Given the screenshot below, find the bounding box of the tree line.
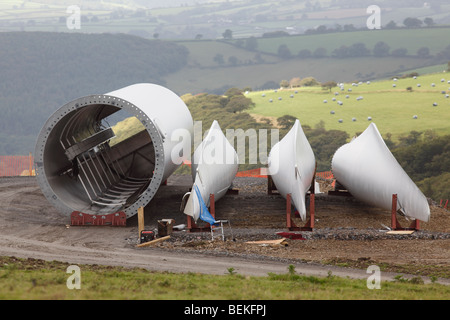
[277,42,450,60]
[222,17,441,41]
[304,17,438,36]
[222,29,450,64]
[391,132,450,201]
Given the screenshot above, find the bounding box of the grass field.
[245,71,450,141]
[1,256,448,300]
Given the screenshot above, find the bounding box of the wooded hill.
[0,32,189,154]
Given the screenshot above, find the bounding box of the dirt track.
[0,176,449,284]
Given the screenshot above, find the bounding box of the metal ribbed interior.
[35,95,164,218]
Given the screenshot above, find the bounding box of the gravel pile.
[141,226,450,246]
[301,228,450,240]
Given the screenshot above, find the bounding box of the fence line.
[0,156,336,181]
[236,167,268,178]
[0,154,35,177]
[315,171,334,180]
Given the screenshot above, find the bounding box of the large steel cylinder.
[34,83,193,218]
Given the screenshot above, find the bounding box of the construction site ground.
[0,175,449,285]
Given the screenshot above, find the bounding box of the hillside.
[245,72,450,141]
[0,31,189,154]
[164,26,450,94]
[0,28,449,156]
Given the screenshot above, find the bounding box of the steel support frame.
[267,173,315,231]
[186,194,216,233]
[186,187,238,233]
[286,192,315,231]
[391,194,420,231]
[70,211,127,226]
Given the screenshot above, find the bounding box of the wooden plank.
[246,238,288,246]
[386,230,415,235]
[138,206,145,238]
[136,235,171,248]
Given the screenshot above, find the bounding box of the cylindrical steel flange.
[34,83,193,218]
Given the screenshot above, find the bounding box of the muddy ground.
[0,175,448,283]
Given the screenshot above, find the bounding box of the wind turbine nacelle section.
[34,83,193,219]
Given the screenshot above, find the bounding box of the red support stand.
[70,211,127,226]
[186,194,215,233]
[391,194,420,231]
[439,199,448,209]
[286,193,314,231]
[269,165,316,231]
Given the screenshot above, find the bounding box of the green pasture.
[246,72,450,141]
